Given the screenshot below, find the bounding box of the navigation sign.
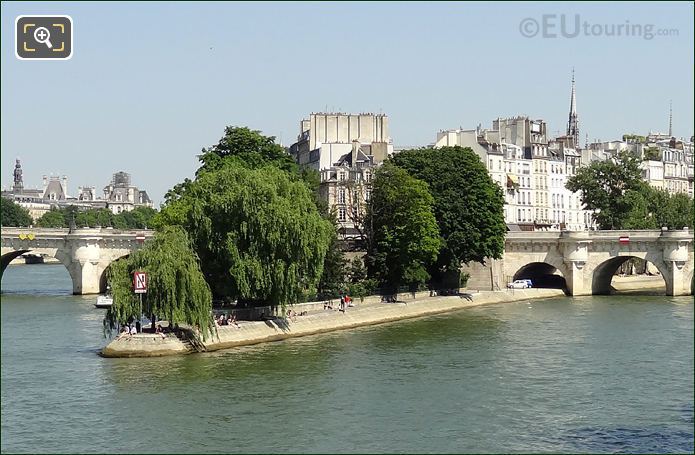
[133,271,147,294]
[619,236,630,244]
[135,232,146,243]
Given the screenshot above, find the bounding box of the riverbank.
[611,274,666,292]
[100,288,565,358]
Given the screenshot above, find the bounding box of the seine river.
[1,265,693,453]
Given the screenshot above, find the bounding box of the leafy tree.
[113,206,157,229]
[36,208,66,228]
[661,192,694,230]
[197,126,297,176]
[76,208,113,228]
[104,226,213,340]
[1,197,33,227]
[316,213,348,300]
[156,161,333,310]
[566,151,645,229]
[348,256,367,283]
[621,187,657,229]
[35,205,157,229]
[365,163,441,296]
[389,146,506,281]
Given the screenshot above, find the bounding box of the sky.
[1,1,693,205]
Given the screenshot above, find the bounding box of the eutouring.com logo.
[519,14,679,40]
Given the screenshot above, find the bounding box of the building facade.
[435,116,593,231]
[289,113,393,240]
[2,160,153,221]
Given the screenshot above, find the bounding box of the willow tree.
[155,161,333,310]
[103,226,213,339]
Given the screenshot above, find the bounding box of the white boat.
[95,294,113,309]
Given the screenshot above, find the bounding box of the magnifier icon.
[33,27,53,49]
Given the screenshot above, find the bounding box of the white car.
[507,279,532,289]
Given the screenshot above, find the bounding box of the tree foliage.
[621,184,694,230]
[365,163,441,294]
[197,126,297,176]
[389,146,506,275]
[566,151,645,229]
[1,197,33,227]
[35,205,157,229]
[567,152,693,230]
[104,226,213,339]
[316,213,348,300]
[156,160,333,309]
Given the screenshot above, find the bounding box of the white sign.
[133,271,147,294]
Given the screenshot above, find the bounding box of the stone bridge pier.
[1,228,154,294]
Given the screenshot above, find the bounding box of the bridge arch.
[98,254,130,293]
[590,255,669,295]
[513,261,568,290]
[1,248,82,293]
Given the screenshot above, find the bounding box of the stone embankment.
[100,288,565,358]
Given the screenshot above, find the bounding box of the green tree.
[348,256,367,283]
[113,206,157,229]
[104,226,214,339]
[36,208,66,228]
[316,214,348,300]
[1,197,33,227]
[197,126,297,176]
[156,161,333,310]
[365,163,441,296]
[621,187,657,229]
[662,193,694,230]
[566,151,645,229]
[389,146,506,282]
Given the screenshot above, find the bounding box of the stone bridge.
[463,229,694,296]
[1,228,154,294]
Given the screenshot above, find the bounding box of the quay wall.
[101,288,565,358]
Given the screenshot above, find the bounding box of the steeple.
[566,68,579,148]
[668,100,673,137]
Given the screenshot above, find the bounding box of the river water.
[1,264,693,453]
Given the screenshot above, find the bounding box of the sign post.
[133,271,147,329]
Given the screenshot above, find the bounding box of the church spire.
[566,68,579,148]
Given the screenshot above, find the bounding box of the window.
[365,189,371,201]
[338,207,346,222]
[339,172,345,181]
[365,172,372,183]
[338,188,346,204]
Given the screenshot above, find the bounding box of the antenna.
[668,100,673,137]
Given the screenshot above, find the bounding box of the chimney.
[351,140,360,168]
[62,175,68,197]
[42,175,48,189]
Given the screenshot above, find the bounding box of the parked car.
[507,279,533,289]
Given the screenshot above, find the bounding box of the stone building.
[435,115,593,232]
[2,160,153,220]
[102,171,153,214]
[289,113,393,240]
